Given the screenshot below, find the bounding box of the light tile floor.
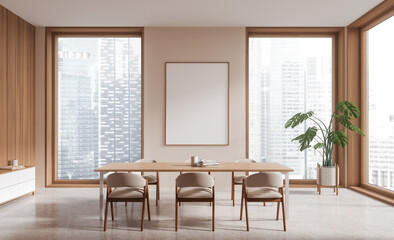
[0,187,393,240]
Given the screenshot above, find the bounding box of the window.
[57,37,142,180]
[249,37,333,179]
[380,171,388,188]
[366,16,394,191]
[371,170,379,185]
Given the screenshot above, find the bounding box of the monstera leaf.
[348,124,365,136]
[285,111,314,129]
[333,114,365,136]
[292,126,317,151]
[314,142,324,149]
[336,101,361,118]
[328,131,348,148]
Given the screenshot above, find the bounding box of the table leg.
[99,172,104,220]
[285,172,289,219]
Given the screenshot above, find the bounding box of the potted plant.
[285,101,365,195]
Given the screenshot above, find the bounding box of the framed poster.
[165,62,229,145]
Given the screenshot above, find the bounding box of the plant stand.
[317,163,339,195]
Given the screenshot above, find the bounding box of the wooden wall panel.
[22,21,31,167]
[7,12,17,164]
[15,16,23,167]
[0,5,35,167]
[30,24,35,167]
[0,6,7,166]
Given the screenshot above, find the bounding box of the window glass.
[249,37,332,179]
[367,16,394,190]
[57,37,142,179]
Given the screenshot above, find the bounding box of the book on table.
[200,160,219,167]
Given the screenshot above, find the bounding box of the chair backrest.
[235,158,256,163]
[245,172,283,188]
[176,172,214,188]
[135,159,157,163]
[107,173,146,188]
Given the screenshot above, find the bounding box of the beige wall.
[144,28,246,188]
[35,27,246,188]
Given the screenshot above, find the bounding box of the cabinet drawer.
[17,167,35,182]
[0,184,19,204]
[0,171,18,189]
[18,180,35,196]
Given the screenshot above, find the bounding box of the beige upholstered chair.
[231,159,257,206]
[175,173,215,231]
[179,160,211,206]
[135,159,160,206]
[104,173,151,231]
[240,172,286,231]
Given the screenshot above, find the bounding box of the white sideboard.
[0,167,35,205]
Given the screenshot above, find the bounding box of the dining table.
[94,161,294,220]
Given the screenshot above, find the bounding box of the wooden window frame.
[360,9,394,198]
[246,27,345,185]
[45,27,144,187]
[345,0,394,204]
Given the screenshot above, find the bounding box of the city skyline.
[57,37,142,180]
[249,37,332,179]
[367,16,394,190]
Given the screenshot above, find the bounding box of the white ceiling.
[0,0,383,27]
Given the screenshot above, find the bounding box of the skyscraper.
[57,37,141,180]
[249,38,332,179]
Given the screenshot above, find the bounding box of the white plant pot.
[317,165,337,187]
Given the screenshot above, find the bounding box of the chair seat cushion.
[143,175,157,184]
[233,175,247,184]
[108,187,144,199]
[246,187,282,199]
[178,187,213,198]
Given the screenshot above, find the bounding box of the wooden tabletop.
[94,162,293,173]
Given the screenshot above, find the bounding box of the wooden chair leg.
[110,202,114,220]
[231,172,235,206]
[245,198,249,231]
[240,189,244,220]
[104,201,109,231]
[125,202,127,207]
[276,202,280,220]
[156,184,159,206]
[175,199,178,231]
[141,199,145,231]
[336,186,339,196]
[264,202,266,206]
[212,200,215,231]
[147,192,151,221]
[231,182,235,206]
[157,172,160,200]
[282,198,286,231]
